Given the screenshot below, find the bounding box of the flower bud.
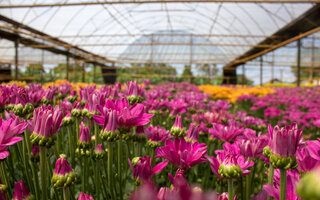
[5,104,14,112]
[93,144,104,160]
[31,145,40,162]
[13,104,23,116]
[170,115,186,137]
[296,166,320,200]
[263,146,271,159]
[80,101,87,107]
[81,109,90,117]
[78,192,94,200]
[218,164,242,179]
[147,140,162,148]
[100,130,119,142]
[269,153,297,170]
[67,95,77,103]
[131,157,140,167]
[71,109,81,118]
[51,155,77,188]
[13,180,33,200]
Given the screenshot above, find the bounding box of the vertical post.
[41,50,44,84]
[297,39,301,87]
[14,39,19,80]
[93,64,96,83]
[260,56,263,86]
[242,64,245,86]
[271,51,274,82]
[82,63,85,82]
[310,35,315,84]
[150,34,153,78]
[190,34,193,83]
[66,54,70,81]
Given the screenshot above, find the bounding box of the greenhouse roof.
[0,0,318,65]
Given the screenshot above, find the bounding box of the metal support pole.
[242,64,245,86]
[82,63,85,82]
[66,54,69,81]
[310,35,315,84]
[14,39,19,80]
[93,64,96,83]
[297,39,301,87]
[271,51,274,82]
[260,56,263,86]
[189,34,193,83]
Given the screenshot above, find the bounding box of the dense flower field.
[0,81,319,200]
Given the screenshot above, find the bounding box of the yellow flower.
[198,85,274,103]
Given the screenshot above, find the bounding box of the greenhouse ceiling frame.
[222,4,320,84]
[0,14,115,81]
[0,0,319,8]
[0,1,319,84]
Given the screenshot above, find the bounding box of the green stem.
[250,163,256,190]
[246,174,251,200]
[228,179,234,200]
[94,123,100,146]
[85,157,89,193]
[268,165,274,185]
[81,157,86,192]
[57,130,61,153]
[24,130,40,200]
[240,176,244,200]
[118,138,123,200]
[67,126,75,167]
[63,187,70,200]
[108,142,115,200]
[40,147,48,200]
[75,118,80,140]
[0,161,10,195]
[279,169,287,200]
[22,135,32,190]
[94,160,100,200]
[267,165,274,200]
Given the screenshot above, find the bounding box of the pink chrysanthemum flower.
[30,105,63,140]
[206,142,254,180]
[79,122,91,143]
[296,140,320,172]
[155,137,207,169]
[51,155,77,188]
[170,115,186,137]
[144,125,171,147]
[264,169,300,200]
[209,124,243,143]
[78,192,94,200]
[128,156,168,182]
[12,180,32,200]
[0,117,27,159]
[268,123,303,169]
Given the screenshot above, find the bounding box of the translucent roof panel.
[0,1,315,64]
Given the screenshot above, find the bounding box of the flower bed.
[0,81,319,200]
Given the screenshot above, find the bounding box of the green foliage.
[116,63,177,84]
[237,74,254,86]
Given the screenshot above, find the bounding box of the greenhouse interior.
[0,1,320,200]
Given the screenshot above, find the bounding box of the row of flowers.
[0,80,319,200]
[198,85,274,103]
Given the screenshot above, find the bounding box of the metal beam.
[0,0,318,8]
[222,4,320,84]
[14,39,18,80]
[260,56,263,86]
[223,4,320,70]
[297,39,301,86]
[0,15,114,64]
[66,54,70,81]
